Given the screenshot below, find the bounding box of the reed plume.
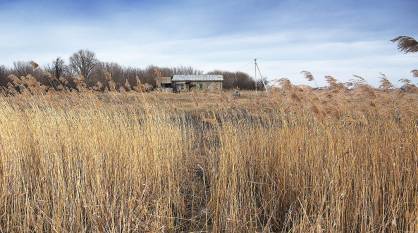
[301,70,314,81]
[391,36,418,53]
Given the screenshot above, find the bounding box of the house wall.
[189,81,222,91]
[172,81,222,92]
[156,77,172,88]
[173,82,188,92]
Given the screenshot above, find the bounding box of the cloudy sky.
[0,0,417,86]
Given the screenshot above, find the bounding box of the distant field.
[0,89,417,232]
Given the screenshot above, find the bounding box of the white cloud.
[0,1,416,87]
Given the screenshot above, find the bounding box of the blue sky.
[0,0,417,86]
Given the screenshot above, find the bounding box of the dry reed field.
[0,89,417,232]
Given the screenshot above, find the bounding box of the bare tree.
[51,57,66,79]
[207,70,256,90]
[69,50,98,80]
[43,57,70,90]
[171,66,203,75]
[103,62,124,85]
[0,65,8,86]
[89,62,124,89]
[12,61,33,77]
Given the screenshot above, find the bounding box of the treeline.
[208,70,266,90]
[0,49,258,95]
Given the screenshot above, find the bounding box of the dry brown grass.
[0,89,417,232]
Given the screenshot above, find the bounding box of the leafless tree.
[69,50,98,80]
[45,57,69,81]
[51,57,67,79]
[103,62,124,85]
[88,62,126,90]
[43,57,70,90]
[208,70,256,90]
[171,66,203,75]
[12,61,33,77]
[0,65,9,86]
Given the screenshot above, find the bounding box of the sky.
[0,0,417,86]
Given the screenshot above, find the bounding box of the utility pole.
[254,58,268,93]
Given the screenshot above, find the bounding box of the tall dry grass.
[0,90,416,232]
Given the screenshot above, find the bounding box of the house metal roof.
[158,77,172,84]
[172,75,223,82]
